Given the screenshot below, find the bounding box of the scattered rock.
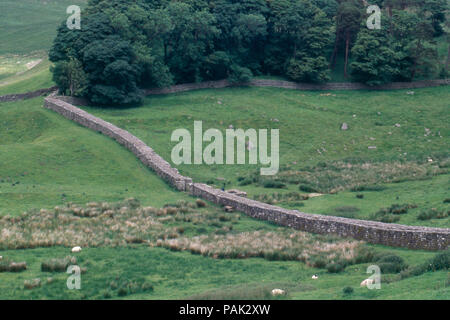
[406,91,415,95]
[308,193,323,198]
[226,189,248,198]
[368,146,377,150]
[394,123,401,128]
[224,206,234,213]
[24,278,41,290]
[341,123,349,131]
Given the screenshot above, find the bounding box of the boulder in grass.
[226,189,248,198]
[224,206,234,213]
[24,278,41,290]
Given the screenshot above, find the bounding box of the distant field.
[0,0,87,55]
[82,86,450,227]
[0,55,54,95]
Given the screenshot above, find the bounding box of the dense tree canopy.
[49,0,448,105]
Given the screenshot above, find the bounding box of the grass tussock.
[253,192,309,205]
[0,198,183,249]
[41,256,77,273]
[244,160,448,194]
[157,230,366,271]
[369,203,417,223]
[0,258,27,272]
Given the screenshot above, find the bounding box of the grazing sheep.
[271,289,286,296]
[24,278,41,290]
[360,279,374,287]
[312,274,319,280]
[71,246,82,253]
[0,256,2,261]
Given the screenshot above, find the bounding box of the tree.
[350,19,399,85]
[51,57,88,97]
[334,1,363,78]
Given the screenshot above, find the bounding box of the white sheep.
[271,289,286,296]
[71,246,82,253]
[360,279,374,287]
[312,274,319,280]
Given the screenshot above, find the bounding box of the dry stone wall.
[0,86,58,103]
[43,95,449,251]
[145,79,450,95]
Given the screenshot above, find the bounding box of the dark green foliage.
[262,180,286,189]
[49,0,446,106]
[417,208,448,221]
[342,286,354,294]
[108,277,154,297]
[41,256,77,273]
[351,8,441,84]
[375,254,408,274]
[299,184,319,193]
[401,249,450,279]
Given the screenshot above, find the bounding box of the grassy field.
[0,0,87,55]
[0,97,191,216]
[0,244,447,300]
[0,198,448,300]
[0,55,54,96]
[82,86,450,227]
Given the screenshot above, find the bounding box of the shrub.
[195,199,206,208]
[350,185,386,192]
[417,208,448,221]
[343,286,354,294]
[375,253,407,274]
[299,184,319,193]
[335,206,360,213]
[0,259,27,273]
[326,262,345,273]
[263,181,286,189]
[238,178,253,186]
[24,278,41,290]
[41,256,77,272]
[228,65,253,84]
[427,250,450,271]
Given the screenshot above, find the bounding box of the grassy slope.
[0,0,87,55]
[0,246,447,300]
[0,97,190,216]
[82,86,450,227]
[0,56,54,96]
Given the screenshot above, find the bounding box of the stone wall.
[145,79,450,95]
[43,96,449,251]
[0,86,58,103]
